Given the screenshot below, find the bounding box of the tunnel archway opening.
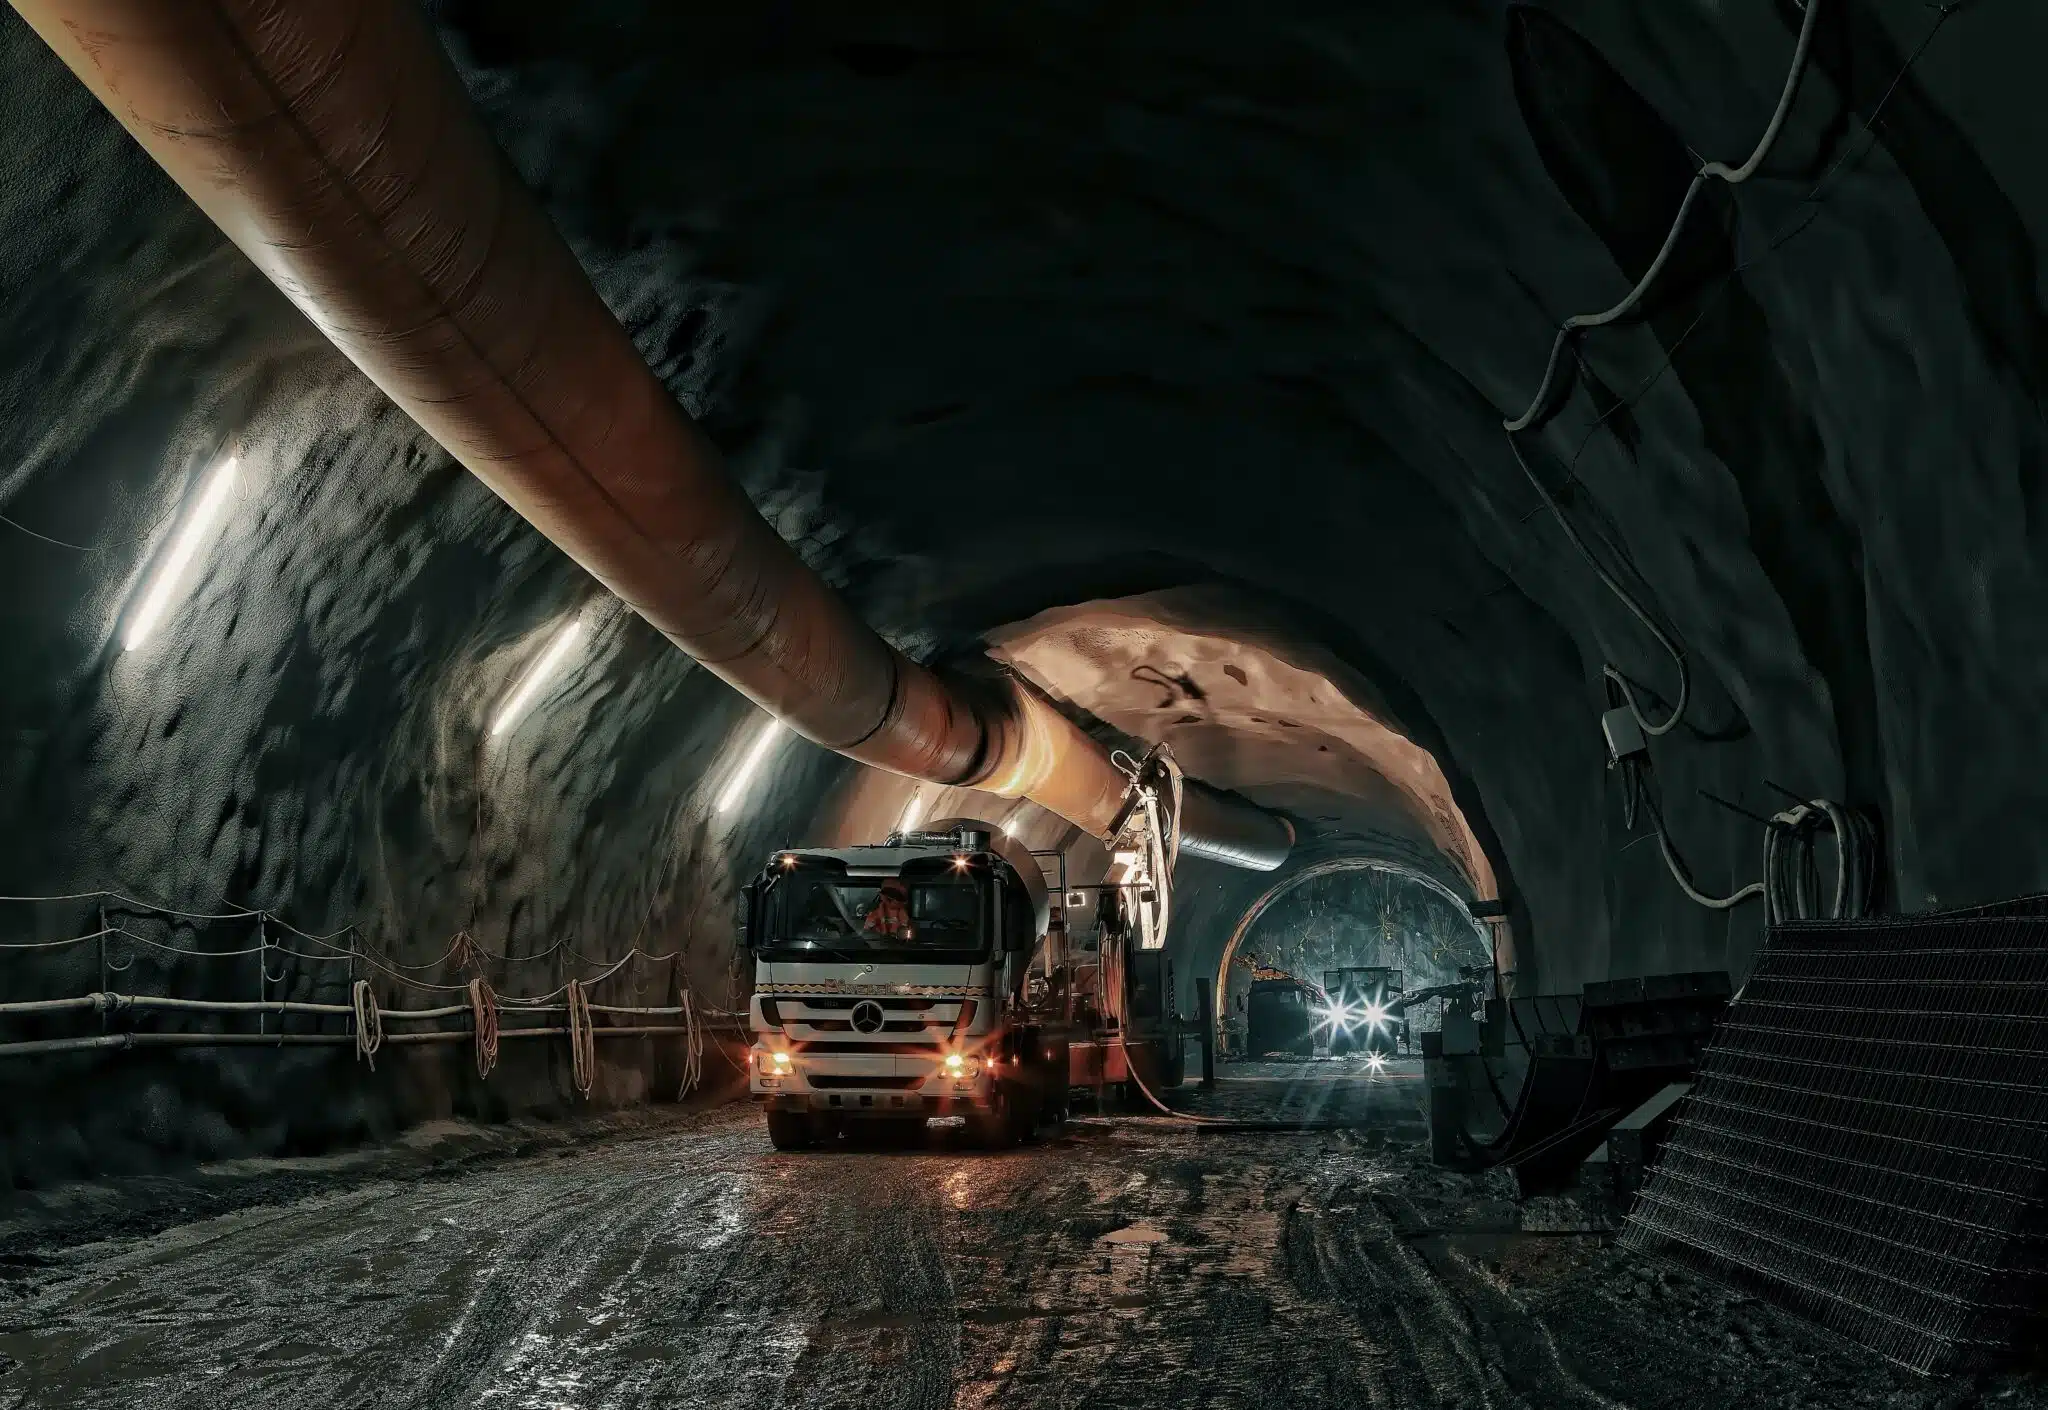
[1212,858,1492,1119]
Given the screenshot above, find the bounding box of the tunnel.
[3,0,2047,1404]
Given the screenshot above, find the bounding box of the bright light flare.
[1313,1002,1361,1037]
[124,456,239,652]
[489,618,585,737]
[716,719,785,814]
[1367,1052,1387,1074]
[1363,1002,1389,1029]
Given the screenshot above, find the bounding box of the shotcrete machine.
[741,753,1201,1149]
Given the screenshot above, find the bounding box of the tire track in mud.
[0,1119,792,1410]
[0,1076,1680,1410]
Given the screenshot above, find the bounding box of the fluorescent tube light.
[124,456,239,652]
[490,618,585,737]
[716,719,785,814]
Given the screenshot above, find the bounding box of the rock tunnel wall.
[5,0,2048,1181]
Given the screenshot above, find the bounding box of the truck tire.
[1159,1027,1186,1088]
[765,1109,816,1151]
[970,1083,1021,1150]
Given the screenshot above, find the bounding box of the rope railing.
[0,889,743,1098]
[0,888,688,987]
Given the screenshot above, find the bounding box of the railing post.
[255,916,267,1036]
[98,906,109,1031]
[1197,977,1216,1090]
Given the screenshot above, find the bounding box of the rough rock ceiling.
[987,594,1497,900]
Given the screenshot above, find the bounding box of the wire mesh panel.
[1621,907,2048,1374]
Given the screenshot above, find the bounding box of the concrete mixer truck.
[739,822,1076,1149]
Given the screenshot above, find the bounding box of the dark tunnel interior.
[5,0,2048,1405]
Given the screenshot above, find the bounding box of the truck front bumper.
[758,1091,986,1117]
[749,1049,992,1116]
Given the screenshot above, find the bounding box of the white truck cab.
[741,822,1068,1150]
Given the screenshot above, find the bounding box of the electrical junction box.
[1602,706,1648,764]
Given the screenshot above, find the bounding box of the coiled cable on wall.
[1632,766,1878,922]
[1765,797,1880,922]
[350,979,383,1068]
[566,979,595,1098]
[467,976,500,1079]
[1502,0,1822,435]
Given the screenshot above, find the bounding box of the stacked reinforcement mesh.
[1621,900,2048,1374]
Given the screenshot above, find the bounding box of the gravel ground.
[0,1058,2040,1408]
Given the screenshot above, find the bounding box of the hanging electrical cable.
[1503,0,1823,436]
[1632,771,1766,911]
[1498,0,1825,745]
[1508,431,1691,737]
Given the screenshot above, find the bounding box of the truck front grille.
[799,997,939,1012]
[807,1075,925,1090]
[799,1018,942,1034]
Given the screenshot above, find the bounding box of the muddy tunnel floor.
[0,1060,2040,1409]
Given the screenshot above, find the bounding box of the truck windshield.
[760,875,986,957]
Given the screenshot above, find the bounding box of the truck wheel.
[971,1084,1020,1150]
[765,1109,816,1151]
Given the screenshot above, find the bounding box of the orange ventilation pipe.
[17,0,1291,869]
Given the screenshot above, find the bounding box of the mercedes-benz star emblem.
[850,1000,886,1034]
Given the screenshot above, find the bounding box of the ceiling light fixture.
[124,455,239,652]
[489,617,585,737]
[716,718,785,815]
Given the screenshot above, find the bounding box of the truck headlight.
[943,1052,978,1078]
[771,1051,793,1071]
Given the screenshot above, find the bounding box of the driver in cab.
[862,877,913,940]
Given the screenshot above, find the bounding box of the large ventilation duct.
[1177,782,1294,872]
[15,0,1288,868]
